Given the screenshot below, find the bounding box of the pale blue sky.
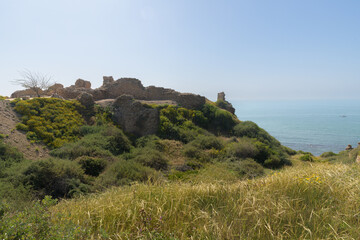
[1,0,359,100]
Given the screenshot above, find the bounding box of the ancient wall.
[112,95,159,136]
[10,77,206,109]
[93,78,206,109]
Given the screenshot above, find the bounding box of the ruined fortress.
[11,77,206,110]
[11,77,211,136]
[11,77,237,136]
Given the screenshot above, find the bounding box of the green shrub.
[132,148,168,170]
[51,141,112,160]
[183,145,206,160]
[229,159,265,179]
[300,154,314,162]
[215,100,229,109]
[233,121,278,146]
[226,140,259,160]
[103,127,132,155]
[282,145,297,155]
[182,135,224,162]
[16,123,29,131]
[50,126,132,159]
[14,98,85,148]
[158,106,210,143]
[77,156,107,177]
[95,159,158,187]
[79,125,106,135]
[298,150,313,155]
[320,151,337,158]
[0,140,24,169]
[202,104,238,134]
[191,135,224,150]
[22,159,90,198]
[135,135,166,151]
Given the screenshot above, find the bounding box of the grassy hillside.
[2,97,358,239]
[49,161,360,239]
[2,160,360,239]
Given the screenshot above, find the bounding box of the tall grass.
[52,162,360,239]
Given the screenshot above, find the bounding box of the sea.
[233,100,360,156]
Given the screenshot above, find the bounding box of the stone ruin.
[217,92,226,102]
[216,91,235,114]
[24,77,207,110]
[11,76,212,136]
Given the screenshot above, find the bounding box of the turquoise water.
[233,100,360,156]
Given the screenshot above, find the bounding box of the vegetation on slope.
[48,162,360,239]
[14,98,84,148]
[2,160,360,239]
[0,97,314,239]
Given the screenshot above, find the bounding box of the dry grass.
[161,140,186,168]
[52,162,360,239]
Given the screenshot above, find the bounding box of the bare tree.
[12,70,53,97]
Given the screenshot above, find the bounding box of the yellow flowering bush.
[14,98,85,148]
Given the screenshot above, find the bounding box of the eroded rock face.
[345,144,353,150]
[75,79,91,89]
[112,95,159,136]
[77,92,94,109]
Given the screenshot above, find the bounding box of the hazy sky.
[1,0,360,100]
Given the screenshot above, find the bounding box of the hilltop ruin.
[11,77,210,136]
[11,77,206,110]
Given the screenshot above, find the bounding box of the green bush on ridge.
[14,98,85,148]
[202,103,238,134]
[300,153,314,162]
[320,151,337,158]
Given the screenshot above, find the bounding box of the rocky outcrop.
[112,95,159,136]
[345,144,353,150]
[77,92,94,109]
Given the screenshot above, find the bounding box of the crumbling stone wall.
[75,79,91,89]
[112,95,159,136]
[11,76,206,109]
[94,78,206,109]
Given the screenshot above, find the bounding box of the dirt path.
[0,100,49,160]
